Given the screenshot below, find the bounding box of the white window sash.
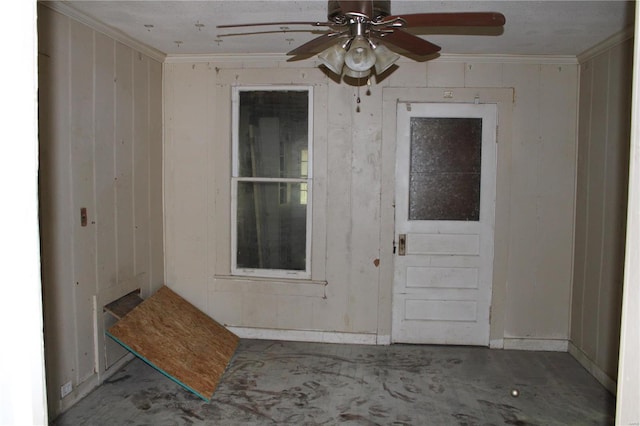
[230,86,314,279]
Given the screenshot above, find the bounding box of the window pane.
[409,117,482,221]
[238,91,309,178]
[237,181,307,270]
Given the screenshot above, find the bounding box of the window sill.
[212,275,327,298]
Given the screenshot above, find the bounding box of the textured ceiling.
[58,1,635,56]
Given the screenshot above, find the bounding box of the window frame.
[230,85,314,279]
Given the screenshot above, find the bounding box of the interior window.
[232,88,312,278]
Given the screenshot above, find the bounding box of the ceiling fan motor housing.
[327,0,391,21]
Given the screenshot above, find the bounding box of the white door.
[392,103,497,345]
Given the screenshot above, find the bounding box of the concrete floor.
[53,339,615,425]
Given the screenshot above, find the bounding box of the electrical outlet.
[60,381,73,399]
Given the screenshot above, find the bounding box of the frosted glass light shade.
[344,36,376,72]
[318,43,346,75]
[373,43,400,74]
[343,67,371,79]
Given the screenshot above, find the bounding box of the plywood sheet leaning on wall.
[106,286,239,401]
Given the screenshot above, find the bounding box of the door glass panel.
[409,117,482,221]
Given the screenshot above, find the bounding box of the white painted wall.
[38,6,164,419]
[0,1,47,424]
[164,55,578,346]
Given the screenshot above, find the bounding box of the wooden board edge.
[105,331,212,402]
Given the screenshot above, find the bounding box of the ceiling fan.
[218,1,506,81]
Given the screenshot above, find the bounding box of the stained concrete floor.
[53,339,615,425]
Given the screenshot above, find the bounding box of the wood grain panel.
[70,19,97,384]
[115,43,135,283]
[133,52,151,291]
[39,8,165,418]
[598,40,631,376]
[94,32,117,292]
[583,53,609,359]
[407,233,480,255]
[148,59,164,293]
[407,266,479,289]
[405,299,477,322]
[571,58,593,349]
[38,7,77,410]
[107,286,239,401]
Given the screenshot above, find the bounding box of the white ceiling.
[58,1,635,57]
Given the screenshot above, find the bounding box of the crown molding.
[577,26,634,64]
[435,53,577,65]
[39,1,166,63]
[164,53,297,64]
[164,52,578,65]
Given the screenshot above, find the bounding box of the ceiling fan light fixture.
[372,42,400,74]
[318,42,347,75]
[216,3,507,85]
[344,36,377,73]
[343,67,371,79]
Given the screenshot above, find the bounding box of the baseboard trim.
[568,342,617,395]
[376,334,392,345]
[503,338,569,352]
[228,327,378,345]
[489,338,504,349]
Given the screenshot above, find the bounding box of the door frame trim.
[378,88,514,345]
[392,102,497,345]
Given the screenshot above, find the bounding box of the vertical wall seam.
[161,63,168,288]
[67,17,81,386]
[90,28,99,375]
[131,49,137,279]
[147,57,153,293]
[112,40,119,288]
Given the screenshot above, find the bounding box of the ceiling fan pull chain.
[356,77,361,112]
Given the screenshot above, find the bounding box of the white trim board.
[227,330,570,352]
[568,342,617,395]
[503,338,569,352]
[164,52,577,65]
[228,327,379,345]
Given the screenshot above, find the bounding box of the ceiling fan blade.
[384,12,506,28]
[375,29,441,56]
[338,0,373,18]
[287,33,345,56]
[217,21,331,29]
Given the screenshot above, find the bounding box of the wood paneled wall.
[164,56,578,348]
[571,37,633,390]
[38,6,163,418]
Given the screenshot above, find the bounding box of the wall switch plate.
[60,381,73,399]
